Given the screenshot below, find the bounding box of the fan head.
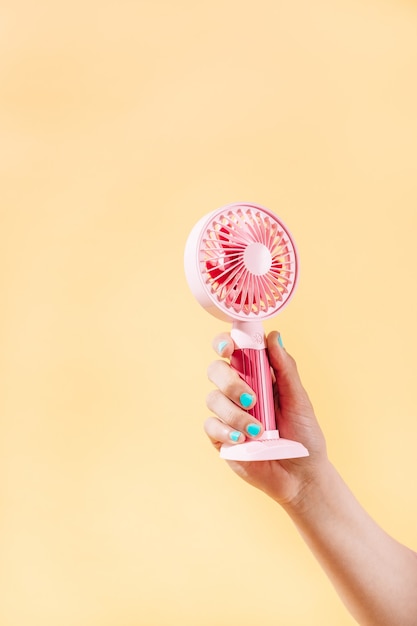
[184,203,299,322]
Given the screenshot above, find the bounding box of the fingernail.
[218,340,228,354]
[239,392,253,408]
[229,431,242,443]
[278,334,284,348]
[246,423,261,437]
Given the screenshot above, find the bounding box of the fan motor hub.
[243,242,272,276]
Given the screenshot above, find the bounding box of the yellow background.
[1,0,417,624]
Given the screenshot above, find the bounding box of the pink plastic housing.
[184,202,299,323]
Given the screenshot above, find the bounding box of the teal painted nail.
[239,392,253,408]
[278,334,284,348]
[229,431,241,442]
[246,423,261,437]
[218,340,228,354]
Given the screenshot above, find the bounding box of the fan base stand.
[220,430,308,461]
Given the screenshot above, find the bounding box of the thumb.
[266,331,312,409]
[266,331,326,458]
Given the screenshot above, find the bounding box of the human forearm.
[283,459,417,626]
[205,333,417,623]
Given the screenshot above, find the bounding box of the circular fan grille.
[200,205,298,317]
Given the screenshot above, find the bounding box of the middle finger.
[206,389,263,439]
[207,359,256,410]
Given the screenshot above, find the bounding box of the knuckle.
[206,361,218,381]
[205,389,218,409]
[222,370,241,399]
[222,378,236,398]
[203,416,215,435]
[222,403,239,426]
[205,389,241,427]
[206,360,242,400]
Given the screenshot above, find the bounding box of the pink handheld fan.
[184,202,308,461]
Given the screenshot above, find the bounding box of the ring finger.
[206,389,264,441]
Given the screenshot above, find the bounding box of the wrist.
[281,456,336,521]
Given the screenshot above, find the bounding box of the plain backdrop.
[1,0,417,624]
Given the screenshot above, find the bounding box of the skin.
[205,330,417,626]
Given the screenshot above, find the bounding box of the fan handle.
[220,320,309,461]
[230,322,277,432]
[230,322,279,428]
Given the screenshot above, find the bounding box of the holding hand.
[204,330,328,507]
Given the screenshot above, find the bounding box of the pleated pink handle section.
[231,348,277,432]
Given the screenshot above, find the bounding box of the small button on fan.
[184,202,308,461]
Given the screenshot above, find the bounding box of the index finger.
[212,333,234,358]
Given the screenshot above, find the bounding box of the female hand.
[205,331,329,509]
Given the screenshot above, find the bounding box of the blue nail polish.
[278,334,284,348]
[218,340,228,354]
[239,392,253,408]
[229,431,241,442]
[246,423,261,437]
